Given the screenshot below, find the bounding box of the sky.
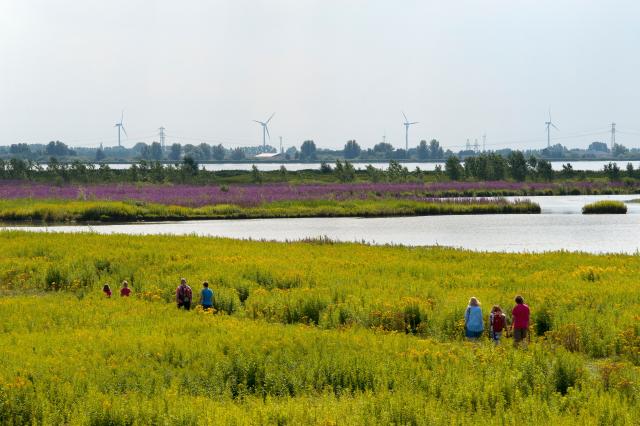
[1,0,639,151]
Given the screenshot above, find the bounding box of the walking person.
[489,305,507,343]
[511,295,530,348]
[102,284,112,298]
[200,281,214,310]
[464,297,484,340]
[120,280,131,297]
[176,278,193,310]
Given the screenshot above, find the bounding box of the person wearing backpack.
[176,278,193,310]
[489,305,506,343]
[464,297,484,340]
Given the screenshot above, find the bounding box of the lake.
[2,195,639,254]
[56,160,640,172]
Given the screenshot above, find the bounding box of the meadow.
[1,231,639,424]
[0,181,546,222]
[0,198,539,223]
[1,180,638,207]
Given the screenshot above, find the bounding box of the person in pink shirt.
[511,295,530,347]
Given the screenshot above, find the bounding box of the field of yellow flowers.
[0,231,639,424]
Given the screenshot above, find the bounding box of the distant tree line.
[1,138,639,163]
[443,152,640,182]
[2,152,640,185]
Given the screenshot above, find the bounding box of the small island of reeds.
[0,182,540,223]
[0,197,540,223]
[581,200,628,214]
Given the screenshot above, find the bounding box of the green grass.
[582,200,628,214]
[0,232,640,424]
[0,198,540,223]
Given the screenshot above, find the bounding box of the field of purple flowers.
[0,180,635,208]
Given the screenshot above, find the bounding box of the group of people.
[104,279,529,347]
[175,278,214,310]
[102,278,214,310]
[464,295,530,345]
[102,281,131,298]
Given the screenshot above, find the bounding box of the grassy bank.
[1,232,640,423]
[0,197,540,223]
[582,200,628,214]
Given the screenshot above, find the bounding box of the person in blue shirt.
[200,281,214,310]
[464,297,484,339]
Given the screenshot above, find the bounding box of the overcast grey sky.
[1,0,639,150]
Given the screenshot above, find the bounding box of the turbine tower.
[253,113,275,150]
[402,112,418,152]
[545,109,558,149]
[114,111,127,148]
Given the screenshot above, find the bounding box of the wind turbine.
[402,112,418,152]
[253,113,275,150]
[114,111,127,148]
[545,109,558,149]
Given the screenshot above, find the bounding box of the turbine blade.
[265,125,270,139]
[551,123,559,131]
[266,112,275,123]
[402,111,408,122]
[410,122,419,125]
[121,110,124,124]
[121,125,128,136]
[253,120,264,124]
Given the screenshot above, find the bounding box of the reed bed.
[0,180,636,207]
[582,200,628,214]
[0,198,540,223]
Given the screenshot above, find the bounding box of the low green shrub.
[582,200,627,214]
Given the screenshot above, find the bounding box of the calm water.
[2,195,639,254]
[59,160,640,172]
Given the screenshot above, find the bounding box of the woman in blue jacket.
[464,297,484,339]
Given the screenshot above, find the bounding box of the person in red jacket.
[120,280,131,297]
[102,284,112,298]
[511,295,530,348]
[176,278,193,310]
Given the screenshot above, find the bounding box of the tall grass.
[582,200,628,214]
[0,198,540,223]
[1,232,639,423]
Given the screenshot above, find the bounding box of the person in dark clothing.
[176,278,193,310]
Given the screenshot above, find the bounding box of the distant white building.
[253,152,283,159]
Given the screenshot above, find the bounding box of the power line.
[444,129,610,150]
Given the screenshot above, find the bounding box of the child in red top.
[120,280,131,297]
[511,295,530,347]
[489,305,507,343]
[103,284,112,298]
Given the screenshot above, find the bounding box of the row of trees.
[3,138,639,163]
[445,152,561,182]
[2,154,640,184]
[340,139,445,160]
[444,152,640,182]
[9,141,76,158]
